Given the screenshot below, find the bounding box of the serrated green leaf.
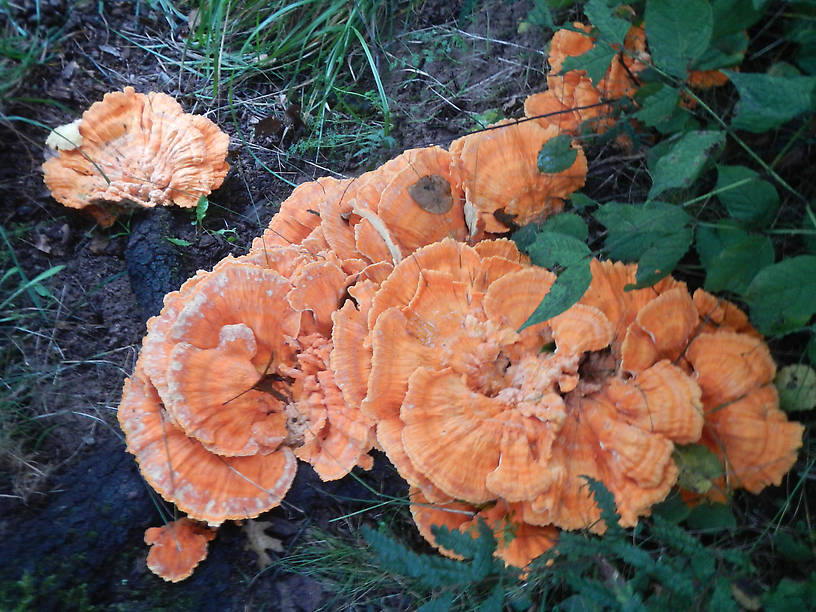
[542,212,588,241]
[584,0,630,45]
[527,231,591,268]
[645,0,713,77]
[634,84,680,127]
[632,226,693,287]
[775,364,816,412]
[648,130,725,199]
[538,134,579,174]
[744,255,816,334]
[686,503,737,531]
[673,444,724,494]
[520,262,592,330]
[695,224,774,293]
[726,70,816,132]
[583,477,622,533]
[594,201,692,261]
[523,0,555,29]
[715,165,779,227]
[562,43,618,84]
[165,237,193,247]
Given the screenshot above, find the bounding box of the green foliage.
[775,364,816,413]
[647,130,725,199]
[594,201,694,287]
[0,226,64,463]
[538,134,579,174]
[714,165,779,228]
[645,0,713,78]
[695,222,774,294]
[361,521,517,610]
[672,444,724,495]
[562,43,618,84]
[514,214,592,329]
[744,255,816,335]
[725,70,816,132]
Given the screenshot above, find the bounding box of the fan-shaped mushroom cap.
[158,261,301,456]
[42,86,229,226]
[376,146,470,255]
[525,72,610,135]
[548,23,649,100]
[581,261,802,499]
[548,23,594,75]
[450,120,587,232]
[118,365,297,524]
[144,518,217,582]
[686,331,804,493]
[410,488,558,569]
[249,178,343,253]
[597,25,649,100]
[692,289,758,337]
[284,332,375,481]
[579,259,685,348]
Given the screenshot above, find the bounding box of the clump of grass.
[118,0,400,166]
[0,0,64,108]
[0,226,64,502]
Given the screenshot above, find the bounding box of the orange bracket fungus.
[450,121,587,233]
[117,88,802,578]
[42,86,229,227]
[144,518,217,583]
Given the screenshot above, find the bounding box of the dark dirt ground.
[0,1,560,609]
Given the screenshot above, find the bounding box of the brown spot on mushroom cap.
[449,120,587,233]
[118,365,297,524]
[408,174,453,214]
[42,86,229,226]
[144,518,216,582]
[377,146,470,255]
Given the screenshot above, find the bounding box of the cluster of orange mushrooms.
[42,22,801,583]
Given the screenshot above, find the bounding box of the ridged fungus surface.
[42,86,229,226]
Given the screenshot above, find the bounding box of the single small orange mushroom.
[144,518,217,582]
[42,86,229,227]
